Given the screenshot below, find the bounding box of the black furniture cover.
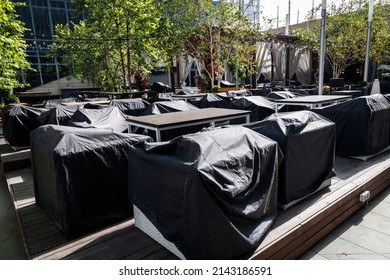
[128,126,281,259]
[30,125,151,237]
[45,98,78,108]
[188,93,231,108]
[109,98,149,116]
[246,111,336,209]
[37,105,79,126]
[230,96,275,122]
[142,100,199,115]
[2,104,48,147]
[266,91,298,100]
[68,106,128,133]
[312,94,390,157]
[151,82,172,93]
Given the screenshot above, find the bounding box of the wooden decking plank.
[121,242,175,260]
[251,154,390,259]
[254,159,390,259]
[35,219,135,260]
[68,228,158,260]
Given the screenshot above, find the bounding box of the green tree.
[293,0,390,79]
[182,0,260,90]
[0,0,31,103]
[52,0,162,92]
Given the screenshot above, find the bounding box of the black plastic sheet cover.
[37,105,79,126]
[109,98,149,116]
[266,91,298,100]
[45,98,78,108]
[189,93,231,108]
[128,126,281,259]
[230,96,275,122]
[30,125,151,237]
[266,91,309,112]
[246,111,336,208]
[68,106,128,132]
[312,94,390,157]
[220,80,236,87]
[2,104,48,147]
[142,100,199,115]
[151,82,172,93]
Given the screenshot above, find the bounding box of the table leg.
[156,130,161,142]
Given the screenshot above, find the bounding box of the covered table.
[312,94,390,158]
[31,125,151,237]
[2,104,48,147]
[246,111,336,209]
[128,126,281,259]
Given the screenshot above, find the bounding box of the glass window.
[32,7,51,38]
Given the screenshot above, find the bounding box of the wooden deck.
[2,139,390,260]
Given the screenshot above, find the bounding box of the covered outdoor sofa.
[128,126,281,259]
[246,110,336,209]
[312,94,390,158]
[31,125,151,237]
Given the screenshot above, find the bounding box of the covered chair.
[142,100,198,115]
[31,125,151,237]
[246,111,336,209]
[2,104,48,147]
[109,98,149,116]
[128,126,281,259]
[188,93,231,108]
[37,106,79,126]
[45,98,78,108]
[312,94,390,158]
[230,96,275,122]
[68,106,128,133]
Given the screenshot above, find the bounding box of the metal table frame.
[273,95,352,113]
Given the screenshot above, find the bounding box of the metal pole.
[285,0,291,35]
[318,0,327,95]
[363,0,374,82]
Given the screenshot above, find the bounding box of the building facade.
[13,0,76,88]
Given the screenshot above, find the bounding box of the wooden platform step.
[1,149,31,172]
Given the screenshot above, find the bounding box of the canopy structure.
[128,126,281,259]
[312,94,390,157]
[31,125,151,237]
[246,111,336,209]
[2,104,48,147]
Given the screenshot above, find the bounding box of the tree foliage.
[0,0,31,101]
[52,0,161,92]
[182,0,260,89]
[293,0,390,79]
